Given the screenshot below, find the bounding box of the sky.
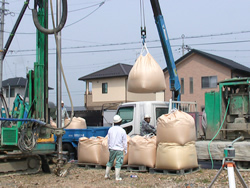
[3,0,250,107]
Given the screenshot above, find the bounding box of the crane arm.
[150,0,181,101]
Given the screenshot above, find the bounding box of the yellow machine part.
[37,134,54,143]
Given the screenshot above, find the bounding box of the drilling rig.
[0,0,68,175]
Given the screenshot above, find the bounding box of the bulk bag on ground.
[155,141,198,170]
[65,117,87,129]
[127,45,166,93]
[50,119,57,128]
[78,136,103,164]
[99,135,130,166]
[156,110,196,146]
[128,135,156,168]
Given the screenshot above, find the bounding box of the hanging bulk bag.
[127,44,166,93]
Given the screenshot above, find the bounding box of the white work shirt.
[107,125,127,153]
[62,107,69,119]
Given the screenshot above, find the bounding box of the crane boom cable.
[140,0,146,45]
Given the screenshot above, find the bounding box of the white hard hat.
[144,114,150,118]
[61,101,64,104]
[113,115,122,123]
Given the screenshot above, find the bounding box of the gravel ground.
[0,164,249,188]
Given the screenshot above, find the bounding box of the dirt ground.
[0,164,249,188]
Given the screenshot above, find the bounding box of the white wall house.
[2,77,27,111]
[79,63,165,110]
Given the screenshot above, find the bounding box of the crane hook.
[32,0,68,34]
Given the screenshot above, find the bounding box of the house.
[2,77,27,111]
[78,63,165,110]
[2,77,54,112]
[164,49,250,111]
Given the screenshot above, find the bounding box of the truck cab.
[116,101,169,136]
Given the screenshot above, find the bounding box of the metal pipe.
[56,0,63,162]
[0,0,6,118]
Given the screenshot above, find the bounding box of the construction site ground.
[0,163,249,188]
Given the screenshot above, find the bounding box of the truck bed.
[62,127,110,142]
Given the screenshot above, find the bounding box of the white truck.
[116,100,198,136]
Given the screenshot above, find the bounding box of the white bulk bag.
[78,136,103,164]
[127,45,166,93]
[65,117,87,129]
[128,135,156,168]
[99,135,130,166]
[155,141,198,170]
[156,110,196,146]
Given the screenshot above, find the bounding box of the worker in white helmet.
[140,114,156,136]
[105,115,127,181]
[55,101,69,127]
[61,101,69,124]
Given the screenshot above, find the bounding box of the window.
[181,78,184,94]
[6,88,15,97]
[202,76,217,88]
[156,107,169,119]
[190,77,193,94]
[117,106,134,124]
[102,83,108,94]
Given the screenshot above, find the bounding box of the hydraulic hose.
[208,98,231,169]
[32,0,68,34]
[0,117,46,125]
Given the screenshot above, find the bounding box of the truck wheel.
[62,143,75,161]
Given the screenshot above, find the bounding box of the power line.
[68,2,104,13]
[7,38,250,55]
[175,30,250,40]
[10,2,104,15]
[4,1,105,34]
[64,1,105,28]
[197,49,250,52]
[188,39,250,46]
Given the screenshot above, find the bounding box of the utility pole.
[181,34,185,56]
[0,0,8,114]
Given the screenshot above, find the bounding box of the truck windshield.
[117,106,134,124]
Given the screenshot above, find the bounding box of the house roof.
[163,49,250,74]
[78,63,133,81]
[2,77,54,90]
[2,77,27,88]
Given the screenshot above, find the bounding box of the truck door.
[116,105,135,136]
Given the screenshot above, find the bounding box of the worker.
[56,101,69,127]
[61,101,69,126]
[140,114,156,136]
[105,115,127,181]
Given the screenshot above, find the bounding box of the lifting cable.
[140,0,146,45]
